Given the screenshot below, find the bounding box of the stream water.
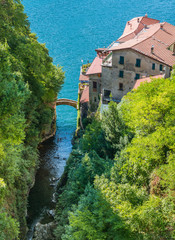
[26,106,77,239]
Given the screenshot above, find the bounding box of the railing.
[106,40,118,50]
[102,52,113,65]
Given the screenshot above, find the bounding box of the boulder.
[33,222,55,240]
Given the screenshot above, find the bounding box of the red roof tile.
[79,74,89,81]
[95,48,108,52]
[118,16,160,42]
[80,86,89,103]
[86,56,103,75]
[111,21,175,66]
[133,74,164,89]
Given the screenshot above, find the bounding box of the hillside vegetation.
[55,72,175,240]
[0,0,64,239]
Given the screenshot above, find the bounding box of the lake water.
[23,0,175,110]
[23,0,175,238]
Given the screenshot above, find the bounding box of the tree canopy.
[0,0,64,238]
[55,74,175,240]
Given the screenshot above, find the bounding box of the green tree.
[62,185,133,240]
[0,0,64,238]
[80,119,112,158]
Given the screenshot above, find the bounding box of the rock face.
[33,222,55,240]
[41,107,57,143]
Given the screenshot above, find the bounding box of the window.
[135,73,140,80]
[93,81,97,92]
[104,89,111,98]
[119,83,123,90]
[93,81,97,88]
[160,64,163,71]
[135,59,141,67]
[119,56,124,65]
[119,70,124,78]
[152,63,155,70]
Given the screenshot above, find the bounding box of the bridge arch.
[56,99,78,109]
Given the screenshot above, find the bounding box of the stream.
[26,105,77,239]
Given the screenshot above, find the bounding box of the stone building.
[79,48,109,111]
[86,48,109,110]
[101,15,175,104]
[79,15,175,112]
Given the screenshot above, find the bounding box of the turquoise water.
[22,0,175,137]
[23,0,175,238]
[23,0,175,112]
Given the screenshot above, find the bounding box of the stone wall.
[101,49,170,101]
[89,74,101,110]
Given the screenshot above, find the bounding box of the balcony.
[102,52,112,67]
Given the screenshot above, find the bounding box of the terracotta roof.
[118,16,160,42]
[86,56,103,75]
[95,48,108,52]
[80,86,89,103]
[79,74,89,81]
[133,74,164,89]
[111,21,175,66]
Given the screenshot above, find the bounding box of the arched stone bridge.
[56,98,78,109]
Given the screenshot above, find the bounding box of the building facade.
[79,15,175,112]
[102,49,171,103]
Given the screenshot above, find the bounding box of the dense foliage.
[55,74,175,240]
[0,0,64,239]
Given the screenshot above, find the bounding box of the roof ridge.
[131,48,166,64]
[136,22,160,36]
[164,21,175,28]
[118,16,144,41]
[132,23,162,48]
[119,20,160,43]
[151,36,169,46]
[141,16,160,22]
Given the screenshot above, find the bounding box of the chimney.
[145,13,148,18]
[151,45,154,54]
[137,18,140,23]
[173,44,175,54]
[160,23,164,30]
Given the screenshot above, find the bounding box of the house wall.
[101,49,170,101]
[102,65,135,100]
[89,74,101,110]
